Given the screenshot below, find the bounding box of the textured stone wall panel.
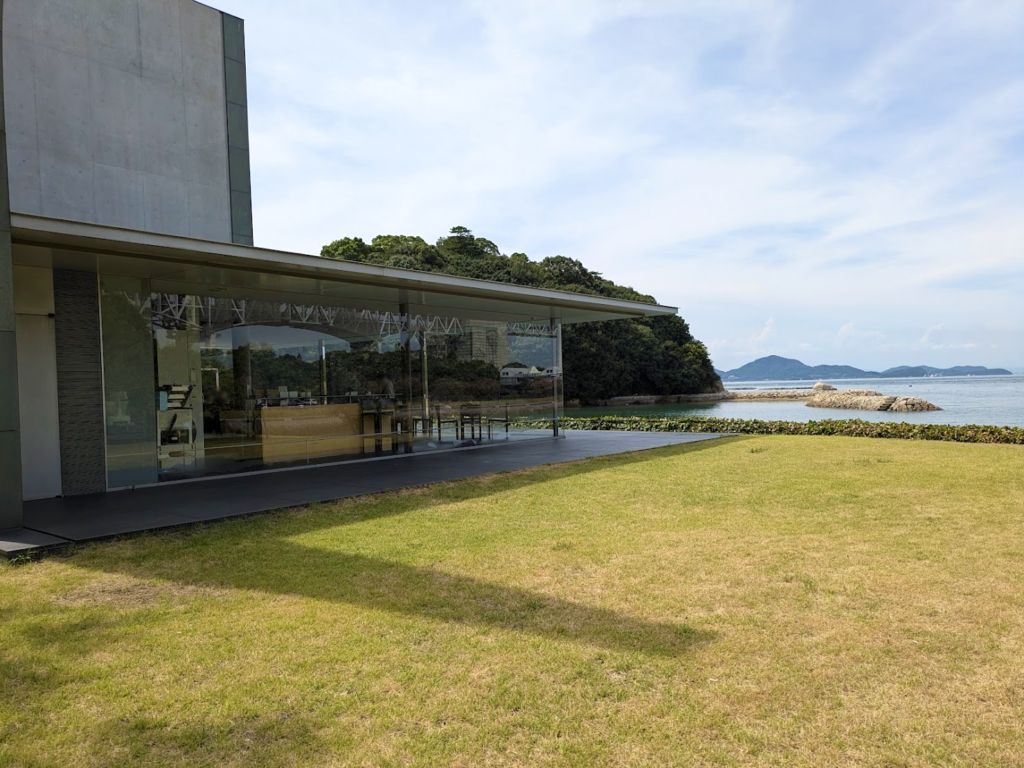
[53,269,106,495]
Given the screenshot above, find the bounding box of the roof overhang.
[10,214,677,325]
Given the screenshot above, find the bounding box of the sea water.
[563,375,1024,428]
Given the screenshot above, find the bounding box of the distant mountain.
[716,355,1013,382]
[938,366,1014,377]
[878,366,940,378]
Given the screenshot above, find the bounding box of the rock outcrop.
[806,390,940,412]
[812,381,837,392]
[886,396,942,413]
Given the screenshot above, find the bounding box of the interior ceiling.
[12,232,674,325]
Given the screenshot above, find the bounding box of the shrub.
[517,416,1024,445]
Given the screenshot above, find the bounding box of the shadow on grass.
[267,435,741,535]
[75,439,738,657]
[184,546,710,656]
[78,709,328,767]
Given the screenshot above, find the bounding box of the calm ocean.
[564,375,1024,428]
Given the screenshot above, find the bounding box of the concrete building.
[0,0,675,548]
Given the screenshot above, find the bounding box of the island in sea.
[715,355,1012,382]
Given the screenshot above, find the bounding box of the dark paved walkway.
[4,431,726,554]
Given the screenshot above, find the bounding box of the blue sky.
[215,0,1024,372]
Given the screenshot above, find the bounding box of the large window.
[100,282,563,486]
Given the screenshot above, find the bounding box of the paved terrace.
[2,431,726,557]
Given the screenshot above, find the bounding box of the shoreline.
[581,390,816,407]
[578,385,941,413]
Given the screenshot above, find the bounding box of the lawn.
[2,436,1022,766]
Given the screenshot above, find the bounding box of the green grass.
[2,436,1023,766]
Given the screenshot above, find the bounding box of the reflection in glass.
[100,276,158,488]
[100,284,563,484]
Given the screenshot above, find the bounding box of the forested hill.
[321,226,721,402]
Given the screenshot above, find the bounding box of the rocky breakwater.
[596,381,940,412]
[806,389,941,413]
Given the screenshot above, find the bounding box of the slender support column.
[0,0,26,527]
[399,302,414,452]
[419,329,430,437]
[319,340,327,405]
[551,315,561,438]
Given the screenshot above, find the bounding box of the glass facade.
[98,281,562,487]
[100,276,158,487]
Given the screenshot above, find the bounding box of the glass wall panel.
[152,294,205,480]
[505,320,562,433]
[423,318,562,443]
[100,276,157,487]
[101,276,563,485]
[146,290,418,479]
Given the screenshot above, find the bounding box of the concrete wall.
[14,266,61,501]
[1,0,26,529]
[2,0,233,241]
[222,13,252,245]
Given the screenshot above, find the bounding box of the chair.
[402,403,432,437]
[434,406,459,442]
[485,403,511,438]
[459,404,484,440]
[411,413,432,436]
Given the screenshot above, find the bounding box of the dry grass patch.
[1,436,1022,766]
[52,575,225,609]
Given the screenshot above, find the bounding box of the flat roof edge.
[10,214,678,319]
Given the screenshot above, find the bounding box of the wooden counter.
[259,403,363,463]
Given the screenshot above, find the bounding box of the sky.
[214,0,1024,373]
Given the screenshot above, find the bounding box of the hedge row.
[518,416,1024,445]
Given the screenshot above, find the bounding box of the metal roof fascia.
[10,214,678,320]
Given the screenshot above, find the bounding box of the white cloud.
[920,324,945,346]
[753,318,777,345]
[919,324,980,351]
[839,323,885,343]
[708,318,781,366]
[213,0,1024,370]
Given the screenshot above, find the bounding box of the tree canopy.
[321,227,721,402]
